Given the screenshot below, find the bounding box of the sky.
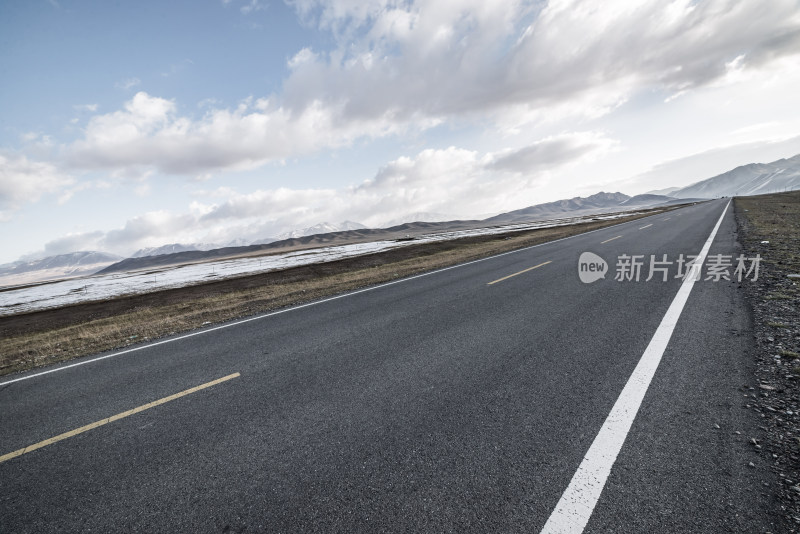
[2,0,800,264]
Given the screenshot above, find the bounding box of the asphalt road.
[0,199,782,532]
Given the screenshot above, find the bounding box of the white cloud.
[284,0,800,127]
[65,91,406,177]
[240,0,265,14]
[160,59,193,78]
[198,133,613,228]
[6,0,800,265]
[199,187,339,223]
[287,47,318,69]
[53,133,609,256]
[100,210,198,250]
[0,152,74,219]
[19,132,54,147]
[57,181,94,205]
[730,122,781,137]
[38,231,105,257]
[46,1,799,182]
[487,133,618,174]
[115,77,141,90]
[351,133,615,223]
[221,0,265,14]
[197,98,220,108]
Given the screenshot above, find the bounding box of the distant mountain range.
[644,186,681,196]
[131,243,219,258]
[669,154,800,198]
[0,251,123,287]
[381,212,459,227]
[3,153,799,286]
[483,192,690,224]
[224,238,264,248]
[94,191,686,275]
[276,221,366,240]
[493,191,631,219]
[123,224,367,261]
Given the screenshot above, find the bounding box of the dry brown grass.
[736,190,800,276]
[0,207,678,377]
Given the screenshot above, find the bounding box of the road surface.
[0,199,781,532]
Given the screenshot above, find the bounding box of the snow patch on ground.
[0,213,639,316]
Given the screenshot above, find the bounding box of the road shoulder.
[736,191,800,531]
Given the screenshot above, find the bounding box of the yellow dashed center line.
[0,372,240,464]
[639,224,653,230]
[600,235,622,244]
[488,260,552,285]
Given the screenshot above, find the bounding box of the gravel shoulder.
[735,190,800,530]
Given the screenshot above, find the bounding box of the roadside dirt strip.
[735,190,800,531]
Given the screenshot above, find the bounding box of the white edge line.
[539,199,731,534]
[0,203,704,387]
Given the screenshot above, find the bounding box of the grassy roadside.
[734,190,800,529]
[736,191,800,280]
[0,207,678,377]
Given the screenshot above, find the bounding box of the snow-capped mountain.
[644,186,681,196]
[224,238,254,248]
[131,243,218,258]
[671,153,800,198]
[0,251,123,287]
[276,221,366,240]
[484,192,632,223]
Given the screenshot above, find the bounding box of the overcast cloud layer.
[2,0,800,262]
